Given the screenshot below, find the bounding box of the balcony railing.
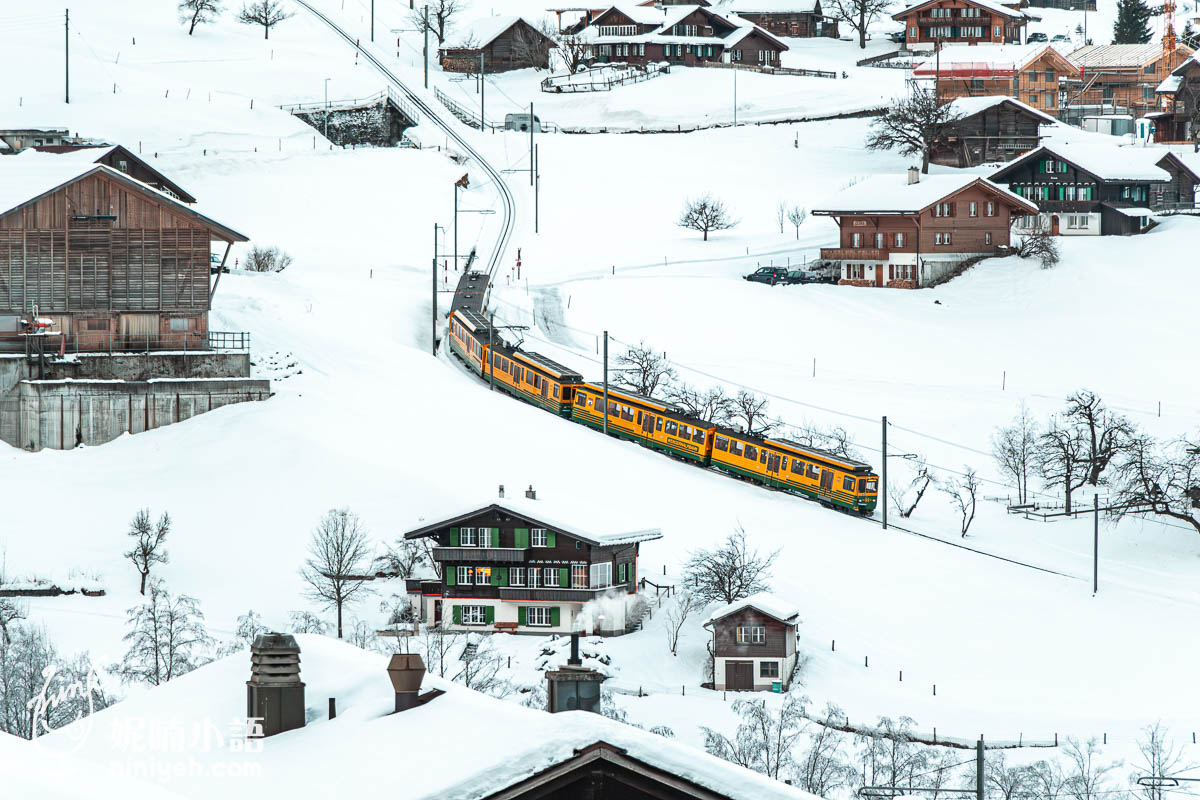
[820,247,889,260]
[499,584,630,602]
[0,330,252,355]
[432,547,528,563]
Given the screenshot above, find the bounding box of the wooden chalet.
[1151,54,1200,145]
[704,593,800,692]
[1063,43,1195,123]
[893,0,1029,47]
[0,160,247,352]
[580,4,789,67]
[932,95,1057,166]
[0,128,73,154]
[403,497,661,636]
[439,16,557,73]
[730,0,839,38]
[28,144,196,204]
[913,43,1077,116]
[813,170,1037,288]
[989,143,1200,234]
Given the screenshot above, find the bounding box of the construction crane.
[1163,0,1177,57]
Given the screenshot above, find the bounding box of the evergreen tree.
[1112,0,1153,44]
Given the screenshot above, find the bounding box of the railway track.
[295,0,515,299]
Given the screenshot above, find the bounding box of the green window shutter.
[445,568,457,586]
[1039,160,1045,174]
[547,530,557,548]
[492,527,500,547]
[514,528,530,548]
[550,607,561,627]
[491,567,506,586]
[485,606,495,624]
[1057,186,1065,201]
[452,605,462,625]
[518,606,528,626]
[450,527,460,547]
[497,566,508,586]
[559,567,569,587]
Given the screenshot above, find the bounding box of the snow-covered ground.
[2,0,1200,787]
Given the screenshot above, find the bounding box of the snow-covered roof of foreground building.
[40,637,819,800]
[400,495,664,546]
[912,43,1071,75]
[812,173,1036,216]
[945,95,1059,125]
[989,143,1195,183]
[704,592,801,626]
[1156,74,1184,94]
[894,0,1026,21]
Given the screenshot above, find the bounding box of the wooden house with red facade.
[813,170,1037,288]
[893,0,1030,47]
[1152,54,1200,144]
[932,95,1057,166]
[440,16,558,74]
[731,0,839,39]
[0,160,247,352]
[705,593,801,692]
[580,4,789,67]
[912,43,1077,116]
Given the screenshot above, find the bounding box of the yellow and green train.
[448,308,878,515]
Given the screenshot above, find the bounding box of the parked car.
[1027,32,1048,42]
[786,268,829,284]
[887,30,907,43]
[744,266,788,285]
[1050,34,1071,43]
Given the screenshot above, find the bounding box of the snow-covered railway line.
[294,0,515,293]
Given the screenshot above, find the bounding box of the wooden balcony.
[432,547,528,563]
[820,247,888,260]
[499,584,631,602]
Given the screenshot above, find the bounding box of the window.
[910,26,917,37]
[84,318,110,332]
[760,661,780,678]
[589,562,612,589]
[1046,92,1055,108]
[572,564,588,589]
[693,428,705,444]
[986,201,995,216]
[0,315,20,332]
[934,202,952,217]
[1144,63,1155,74]
[736,626,766,645]
[532,528,548,547]
[1029,93,1038,105]
[618,562,627,583]
[875,232,885,249]
[457,566,473,585]
[715,436,730,452]
[745,445,758,461]
[475,567,492,585]
[528,567,544,588]
[851,232,863,247]
[575,392,587,407]
[969,201,978,217]
[731,440,743,456]
[807,463,819,479]
[842,476,855,491]
[985,231,992,245]
[1142,86,1156,100]
[509,567,526,587]
[935,232,952,245]
[665,420,678,436]
[680,424,692,439]
[117,159,129,172]
[791,458,805,475]
[169,318,191,332]
[461,605,486,625]
[1044,69,1054,83]
[460,527,477,546]
[527,606,552,626]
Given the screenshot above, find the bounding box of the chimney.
[246,633,305,737]
[568,631,582,667]
[907,166,920,185]
[546,633,607,714]
[498,484,505,498]
[387,653,427,712]
[525,485,536,500]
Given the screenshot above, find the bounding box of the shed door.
[727,661,754,691]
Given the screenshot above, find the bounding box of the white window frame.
[736,625,766,644]
[475,566,491,585]
[571,564,588,589]
[531,528,548,547]
[969,201,978,217]
[527,606,552,626]
[509,567,526,586]
[462,605,486,625]
[589,562,613,589]
[456,566,472,585]
[460,527,477,546]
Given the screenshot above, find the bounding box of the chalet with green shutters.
[403,496,662,635]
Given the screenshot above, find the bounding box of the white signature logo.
[28,663,104,750]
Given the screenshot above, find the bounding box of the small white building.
[705,592,801,692]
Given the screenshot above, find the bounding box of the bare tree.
[992,403,1039,504]
[1134,723,1193,800]
[244,245,292,273]
[554,32,589,74]
[454,633,511,697]
[826,0,892,48]
[125,508,170,596]
[664,592,700,656]
[0,624,111,739]
[217,609,268,656]
[237,0,293,39]
[1017,230,1061,268]
[665,383,733,424]
[890,457,934,518]
[683,527,778,605]
[866,93,963,173]
[1112,432,1200,536]
[730,389,775,436]
[987,753,1035,800]
[419,625,461,678]
[1028,759,1068,800]
[1063,737,1121,800]
[373,538,427,580]
[703,692,808,779]
[113,581,213,686]
[510,19,556,70]
[1065,390,1134,486]
[796,703,854,797]
[411,0,463,46]
[940,467,980,537]
[0,555,25,646]
[614,341,676,397]
[178,0,223,34]
[288,610,330,635]
[300,508,372,639]
[776,201,787,234]
[419,537,444,580]
[791,422,857,459]
[787,205,807,239]
[678,194,738,241]
[1037,418,1089,514]
[856,716,930,789]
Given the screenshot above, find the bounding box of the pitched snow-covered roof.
[1157,74,1183,94]
[705,592,801,626]
[913,43,1070,74]
[584,3,789,50]
[14,144,198,204]
[40,637,819,800]
[990,143,1176,182]
[895,0,1026,21]
[813,173,1036,215]
[401,495,663,546]
[946,95,1058,125]
[733,0,821,13]
[450,15,551,48]
[600,3,668,25]
[1068,43,1175,69]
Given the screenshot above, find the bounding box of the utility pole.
[65,9,70,104]
[534,144,539,234]
[480,53,486,128]
[323,78,331,139]
[454,182,458,274]
[423,5,429,89]
[881,416,888,530]
[371,0,375,42]
[733,66,737,127]
[529,101,535,186]
[431,223,439,356]
[489,313,496,391]
[1093,493,1099,594]
[603,331,609,435]
[976,738,985,800]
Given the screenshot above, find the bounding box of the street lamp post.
[323,77,332,139]
[432,223,445,356]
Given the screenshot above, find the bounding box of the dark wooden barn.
[0,161,247,352]
[731,0,839,38]
[932,96,1057,167]
[440,16,558,74]
[30,144,197,203]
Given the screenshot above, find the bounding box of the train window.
[656,417,663,431]
[781,456,788,470]
[622,406,634,422]
[680,424,691,438]
[665,421,678,435]
[843,476,854,492]
[693,429,704,444]
[715,436,729,452]
[745,445,758,461]
[731,440,743,456]
[857,478,866,493]
[553,386,559,398]
[866,479,877,492]
[760,449,768,463]
[807,464,819,479]
[609,401,619,416]
[636,411,643,426]
[791,459,803,474]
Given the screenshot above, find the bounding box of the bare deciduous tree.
[245,245,292,273]
[374,538,427,580]
[614,341,676,397]
[787,205,807,239]
[790,422,857,459]
[678,194,738,241]
[826,0,892,47]
[1017,230,1061,268]
[454,633,511,697]
[1063,737,1121,800]
[510,19,556,70]
[1029,759,1068,800]
[940,467,980,537]
[419,625,461,678]
[0,556,25,646]
[411,0,463,46]
[125,508,170,596]
[554,32,589,74]
[664,592,700,656]
[730,390,775,436]
[890,457,934,519]
[1134,723,1193,800]
[703,692,808,779]
[855,716,930,789]
[300,508,372,639]
[419,537,444,580]
[665,383,733,424]
[217,609,268,656]
[796,703,854,797]
[993,403,1039,504]
[1112,432,1200,536]
[0,624,111,739]
[987,753,1035,800]
[178,0,223,34]
[683,527,778,605]
[1065,390,1134,486]
[866,93,963,173]
[1037,418,1089,514]
[776,201,787,234]
[288,610,330,635]
[113,581,213,686]
[238,0,293,39]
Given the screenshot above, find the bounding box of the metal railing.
[0,329,250,355]
[433,87,559,132]
[279,87,420,126]
[699,60,837,79]
[541,62,670,93]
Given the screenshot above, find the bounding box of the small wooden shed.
[440,17,558,74]
[704,592,800,692]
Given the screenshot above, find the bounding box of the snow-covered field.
[3,0,1200,791]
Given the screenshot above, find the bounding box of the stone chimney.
[525,485,537,500]
[545,633,607,714]
[907,166,920,185]
[387,653,427,712]
[246,632,306,737]
[498,484,505,498]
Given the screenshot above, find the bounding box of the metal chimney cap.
[251,632,300,651]
[387,653,427,694]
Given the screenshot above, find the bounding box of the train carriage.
[571,384,714,465]
[447,309,491,377]
[486,346,583,418]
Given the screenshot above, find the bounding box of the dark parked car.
[786,268,829,284]
[744,266,788,285]
[1027,32,1048,42]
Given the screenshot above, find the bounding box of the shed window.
[760,661,780,678]
[736,626,766,644]
[169,318,191,332]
